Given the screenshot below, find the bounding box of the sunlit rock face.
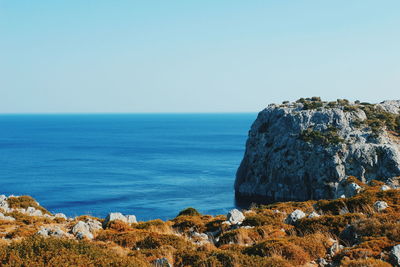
[235,99,400,204]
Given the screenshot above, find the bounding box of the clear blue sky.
[0,1,399,113]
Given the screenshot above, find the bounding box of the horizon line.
[0,111,259,116]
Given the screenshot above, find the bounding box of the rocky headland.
[235,98,400,204]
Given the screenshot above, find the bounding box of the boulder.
[126,215,137,224]
[72,221,94,239]
[152,257,172,267]
[76,231,93,240]
[308,211,320,218]
[54,213,67,220]
[103,212,128,227]
[26,207,43,217]
[235,100,400,203]
[0,197,9,212]
[285,209,306,224]
[381,185,391,191]
[328,241,344,256]
[374,201,389,212]
[334,180,363,198]
[227,209,245,225]
[0,212,15,221]
[85,218,102,232]
[391,244,400,266]
[37,226,66,237]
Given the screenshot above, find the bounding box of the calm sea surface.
[0,114,255,221]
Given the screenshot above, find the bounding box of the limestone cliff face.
[235,99,400,203]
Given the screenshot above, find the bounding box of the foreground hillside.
[1,177,400,266]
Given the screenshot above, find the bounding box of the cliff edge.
[235,98,400,203]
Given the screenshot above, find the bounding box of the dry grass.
[1,179,400,266]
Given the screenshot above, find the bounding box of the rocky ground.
[1,176,400,266]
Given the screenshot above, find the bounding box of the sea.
[0,114,256,221]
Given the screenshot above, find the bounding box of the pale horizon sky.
[0,1,399,114]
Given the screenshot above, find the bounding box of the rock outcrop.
[235,98,400,203]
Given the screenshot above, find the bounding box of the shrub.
[96,229,149,248]
[244,239,309,265]
[242,214,276,227]
[134,219,172,234]
[300,126,344,146]
[359,105,400,135]
[295,213,365,236]
[218,228,262,246]
[106,220,132,232]
[7,196,50,215]
[290,233,331,259]
[340,258,392,267]
[177,207,201,217]
[172,215,207,233]
[0,236,149,266]
[303,101,323,110]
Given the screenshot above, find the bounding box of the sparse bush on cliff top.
[300,125,344,146]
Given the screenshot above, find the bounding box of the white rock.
[54,213,67,220]
[85,218,102,232]
[72,221,90,235]
[32,210,43,217]
[71,219,101,239]
[0,195,7,202]
[0,199,9,212]
[381,185,391,191]
[76,231,93,240]
[103,212,128,227]
[374,201,389,212]
[308,211,321,218]
[37,226,66,237]
[391,244,400,266]
[153,257,172,267]
[126,215,137,224]
[26,207,36,214]
[192,232,209,239]
[285,209,306,224]
[329,242,344,256]
[317,258,328,266]
[71,221,94,239]
[37,228,49,237]
[0,213,15,221]
[227,209,245,225]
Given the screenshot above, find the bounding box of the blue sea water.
[0,114,255,221]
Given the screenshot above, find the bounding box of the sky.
[0,1,399,113]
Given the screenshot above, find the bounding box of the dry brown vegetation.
[1,178,400,266]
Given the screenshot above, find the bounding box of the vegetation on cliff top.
[287,98,400,141]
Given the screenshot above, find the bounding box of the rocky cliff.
[235,98,400,203]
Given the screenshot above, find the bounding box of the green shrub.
[300,125,344,146]
[177,207,201,217]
